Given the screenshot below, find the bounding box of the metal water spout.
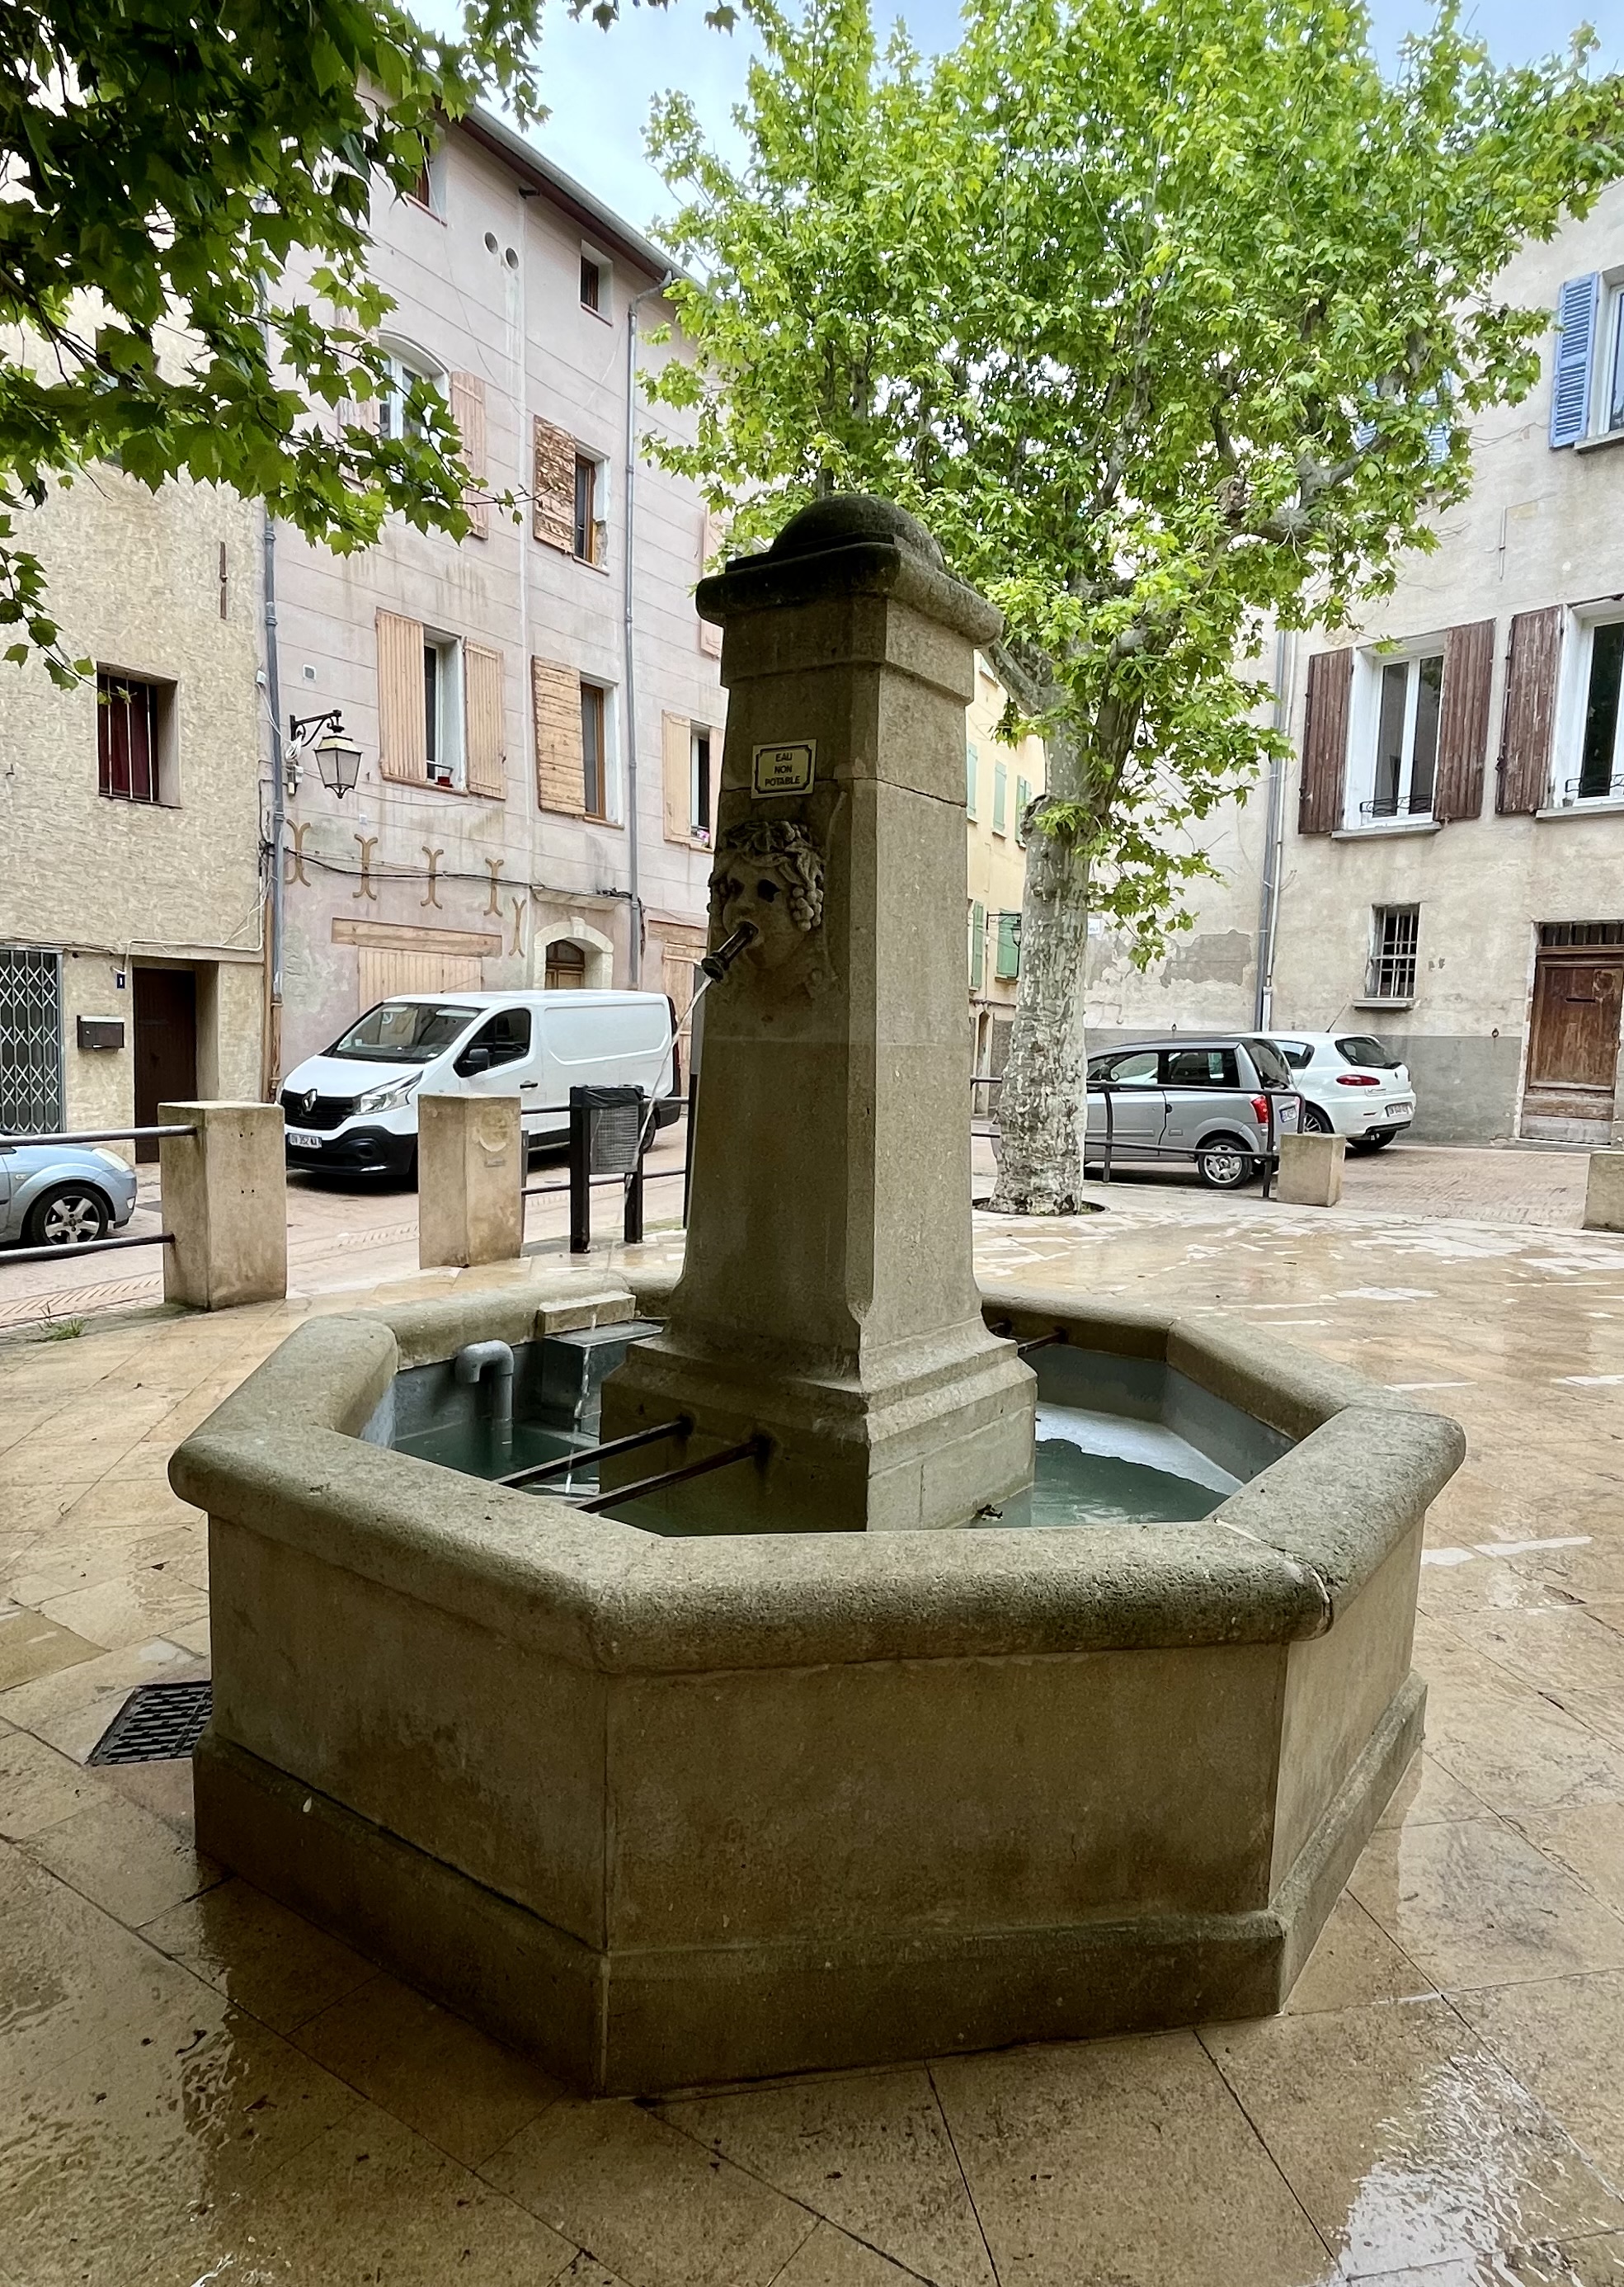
[454,1340,514,1459]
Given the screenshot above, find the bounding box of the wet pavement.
[2,1175,1624,2282]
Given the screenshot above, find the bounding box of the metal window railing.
[974,1077,1297,1201]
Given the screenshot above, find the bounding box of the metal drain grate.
[87,1680,212,1766]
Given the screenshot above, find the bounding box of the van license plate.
[287,1128,322,1151]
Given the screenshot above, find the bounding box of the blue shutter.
[969,901,985,990]
[1551,274,1599,448]
[965,742,978,818]
[995,911,1020,979]
[1015,776,1031,844]
[992,762,1008,833]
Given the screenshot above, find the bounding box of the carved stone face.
[711,859,807,971]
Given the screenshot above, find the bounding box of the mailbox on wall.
[77,1016,125,1052]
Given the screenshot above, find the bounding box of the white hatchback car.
[1269,1032,1416,1151]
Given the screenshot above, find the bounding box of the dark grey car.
[1085,1036,1302,1189]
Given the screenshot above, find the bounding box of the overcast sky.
[419,1,1624,244]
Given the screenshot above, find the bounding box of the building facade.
[272,111,723,1078]
[0,456,265,1153]
[966,658,1046,1084]
[1091,180,1624,1145]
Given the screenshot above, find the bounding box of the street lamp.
[287,710,362,799]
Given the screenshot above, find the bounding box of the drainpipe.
[261,502,287,1097]
[623,272,676,988]
[1254,628,1293,1031]
[515,187,534,975]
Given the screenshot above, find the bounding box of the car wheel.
[23,1184,111,1247]
[1195,1136,1258,1190]
[1297,1102,1335,1135]
[1349,1129,1395,1154]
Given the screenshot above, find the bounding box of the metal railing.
[0,1122,191,1265]
[977,1080,1296,1200]
[516,1090,686,1254]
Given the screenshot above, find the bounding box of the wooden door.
[133,967,197,1160]
[1525,950,1624,1125]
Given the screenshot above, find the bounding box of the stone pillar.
[159,1101,288,1309]
[1584,1148,1624,1232]
[1277,1132,1345,1208]
[601,497,1034,1532]
[417,1093,524,1269]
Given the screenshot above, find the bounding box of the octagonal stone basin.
[172,1270,1463,2096]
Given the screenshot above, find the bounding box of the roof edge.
[456,106,683,287]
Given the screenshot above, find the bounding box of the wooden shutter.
[1433,620,1496,823]
[662,714,690,842]
[1551,275,1600,448]
[532,658,584,813]
[1497,606,1562,815]
[464,644,505,798]
[450,373,488,540]
[1297,649,1353,834]
[532,417,575,554]
[699,511,724,658]
[376,610,426,781]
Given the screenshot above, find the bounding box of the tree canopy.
[0,0,689,678]
[644,0,1624,1207]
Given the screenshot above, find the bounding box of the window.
[423,635,464,787]
[0,947,63,1133]
[379,349,443,441]
[1090,1049,1159,1086]
[1336,1035,1402,1068]
[327,1002,476,1063]
[1163,1047,1240,1088]
[690,728,712,842]
[545,940,589,990]
[966,742,978,820]
[97,672,169,803]
[580,252,610,317]
[1370,652,1442,820]
[1246,1038,1293,1089]
[1567,617,1624,804]
[454,1009,531,1073]
[406,141,444,216]
[995,911,1020,979]
[992,762,1008,835]
[573,455,603,565]
[1367,906,1419,1003]
[581,682,608,819]
[1275,1040,1313,1069]
[1542,921,1624,948]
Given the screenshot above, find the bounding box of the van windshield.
[326,1002,478,1063]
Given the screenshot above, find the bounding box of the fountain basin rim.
[171,1290,1464,1678]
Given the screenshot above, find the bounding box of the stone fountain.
[172,498,1464,2096]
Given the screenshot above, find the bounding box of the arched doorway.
[544,938,588,990]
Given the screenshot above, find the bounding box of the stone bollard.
[158,1101,289,1309]
[1584,1148,1624,1232]
[417,1092,524,1270]
[1277,1131,1345,1208]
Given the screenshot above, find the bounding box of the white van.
[279,990,679,1181]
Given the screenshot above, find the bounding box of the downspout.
[1254,627,1293,1031]
[623,271,676,988]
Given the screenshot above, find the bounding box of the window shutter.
[1496,606,1562,815]
[966,742,979,818]
[1297,649,1353,834]
[661,713,690,842]
[992,762,1008,833]
[450,373,488,540]
[376,610,426,781]
[970,901,986,990]
[1015,775,1032,845]
[699,511,724,658]
[464,644,505,798]
[532,417,575,553]
[1432,619,1495,823]
[1550,276,1599,448]
[532,658,585,813]
[996,911,1020,979]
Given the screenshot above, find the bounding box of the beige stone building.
[271,111,723,1077]
[965,657,1045,1086]
[0,459,265,1153]
[1090,181,1624,1144]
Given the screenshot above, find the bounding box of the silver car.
[0,1141,139,1247]
[1085,1035,1302,1190]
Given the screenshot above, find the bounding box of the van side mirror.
[457,1045,493,1076]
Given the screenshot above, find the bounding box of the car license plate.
[287,1128,322,1151]
[1386,1104,1411,1119]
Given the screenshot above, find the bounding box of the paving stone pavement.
[3,1177,1624,2283]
